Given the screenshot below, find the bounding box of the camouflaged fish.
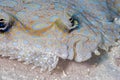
[0,0,119,71]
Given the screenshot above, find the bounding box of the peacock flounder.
[0,0,119,71]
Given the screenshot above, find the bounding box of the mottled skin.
[0,0,119,71]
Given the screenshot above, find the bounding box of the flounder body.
[0,0,119,71]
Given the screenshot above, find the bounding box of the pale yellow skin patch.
[9,18,69,38]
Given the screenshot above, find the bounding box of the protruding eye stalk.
[55,16,80,33]
[0,10,15,33]
[68,16,80,33]
[0,19,6,29]
[0,18,14,33]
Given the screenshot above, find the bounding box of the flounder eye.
[68,16,80,32]
[0,10,14,33]
[0,19,6,28]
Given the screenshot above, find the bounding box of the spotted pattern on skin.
[0,0,18,7]
[0,0,119,72]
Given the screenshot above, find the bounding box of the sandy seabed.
[0,45,120,80]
